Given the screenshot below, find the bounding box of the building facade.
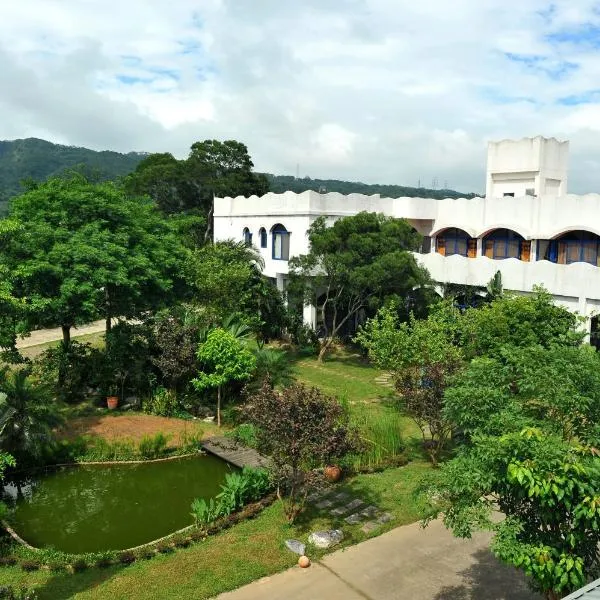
[214,136,600,339]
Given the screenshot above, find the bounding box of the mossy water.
[3,455,233,553]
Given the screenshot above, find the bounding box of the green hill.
[264,174,478,200]
[0,138,147,214]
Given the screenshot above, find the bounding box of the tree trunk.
[106,316,112,335]
[217,385,221,427]
[61,325,71,347]
[317,338,332,362]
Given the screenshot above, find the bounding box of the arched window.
[243,227,252,246]
[259,227,267,249]
[436,228,477,258]
[483,229,529,261]
[545,230,600,265]
[272,224,290,260]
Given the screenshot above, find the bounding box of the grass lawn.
[0,462,433,600]
[17,331,105,361]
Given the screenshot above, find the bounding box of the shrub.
[70,558,87,573]
[135,548,154,561]
[94,556,113,569]
[155,542,174,554]
[228,423,258,449]
[0,556,17,567]
[144,387,180,417]
[118,551,135,565]
[191,497,222,526]
[138,433,170,459]
[0,586,38,600]
[19,560,40,572]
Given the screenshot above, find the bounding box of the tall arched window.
[272,224,290,260]
[259,227,267,249]
[483,229,529,260]
[436,228,477,257]
[545,230,600,265]
[243,227,252,246]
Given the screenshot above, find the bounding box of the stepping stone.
[307,491,325,502]
[345,499,364,511]
[285,539,306,555]
[316,499,333,509]
[333,492,351,503]
[308,529,344,549]
[345,512,365,525]
[377,512,393,524]
[361,521,379,534]
[360,505,378,519]
[330,505,352,516]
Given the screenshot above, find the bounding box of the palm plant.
[0,369,62,461]
[247,348,295,392]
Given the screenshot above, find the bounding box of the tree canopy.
[1,175,188,348]
[288,212,430,360]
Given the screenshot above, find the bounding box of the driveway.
[215,519,540,600]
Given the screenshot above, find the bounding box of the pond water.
[3,454,233,553]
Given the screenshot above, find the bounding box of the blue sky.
[2,0,600,193]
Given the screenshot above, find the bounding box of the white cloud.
[2,0,600,193]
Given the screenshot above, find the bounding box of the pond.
[3,454,233,553]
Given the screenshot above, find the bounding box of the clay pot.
[298,555,310,568]
[107,396,119,410]
[324,465,342,483]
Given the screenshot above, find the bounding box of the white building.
[214,136,600,339]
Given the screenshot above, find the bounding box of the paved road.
[215,519,539,600]
[15,320,106,349]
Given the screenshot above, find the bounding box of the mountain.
[0,138,147,214]
[0,138,478,215]
[264,174,478,200]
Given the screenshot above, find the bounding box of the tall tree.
[3,175,188,346]
[288,212,430,361]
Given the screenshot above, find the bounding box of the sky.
[2,1,600,194]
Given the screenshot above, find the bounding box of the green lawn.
[15,331,105,361]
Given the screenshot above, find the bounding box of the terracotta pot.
[324,465,342,483]
[107,396,119,410]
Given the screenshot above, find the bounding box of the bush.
[143,387,180,417]
[0,586,37,600]
[138,433,170,459]
[19,560,40,572]
[155,542,174,554]
[118,551,135,565]
[70,558,87,573]
[135,548,154,561]
[228,423,258,449]
[0,556,17,567]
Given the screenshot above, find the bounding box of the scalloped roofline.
[488,135,568,145]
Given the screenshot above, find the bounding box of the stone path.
[307,488,393,535]
[374,372,394,389]
[202,436,270,469]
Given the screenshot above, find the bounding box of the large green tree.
[2,175,188,346]
[288,212,430,361]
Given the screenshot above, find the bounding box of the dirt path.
[58,414,216,446]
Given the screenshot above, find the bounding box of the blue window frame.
[436,228,474,257]
[272,224,290,260]
[243,227,252,246]
[545,231,600,265]
[259,227,267,248]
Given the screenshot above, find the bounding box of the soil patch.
[58,414,213,447]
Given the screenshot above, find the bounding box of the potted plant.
[107,384,119,410]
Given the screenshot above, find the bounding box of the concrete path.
[215,519,540,600]
[15,320,106,349]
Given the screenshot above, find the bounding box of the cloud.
[2,0,600,193]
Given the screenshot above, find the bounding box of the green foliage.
[0,585,38,600]
[193,328,257,426]
[190,466,273,526]
[227,423,258,449]
[244,382,359,521]
[138,433,170,460]
[2,175,188,358]
[247,348,295,392]
[143,387,181,417]
[0,369,62,463]
[288,212,431,361]
[356,302,463,465]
